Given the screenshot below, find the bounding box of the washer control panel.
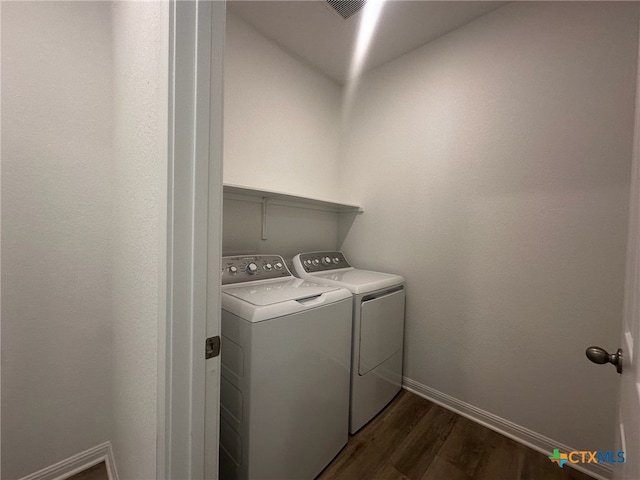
[297,251,351,273]
[222,255,291,285]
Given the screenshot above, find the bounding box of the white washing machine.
[219,254,352,480]
[292,251,406,434]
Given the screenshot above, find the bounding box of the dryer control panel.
[222,255,291,285]
[296,251,352,273]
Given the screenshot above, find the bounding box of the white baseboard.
[402,377,612,480]
[19,441,119,480]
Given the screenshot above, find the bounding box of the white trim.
[18,442,118,480]
[223,183,363,213]
[402,377,612,480]
[624,329,633,365]
[162,0,216,478]
[204,1,225,478]
[223,192,351,214]
[1,1,4,475]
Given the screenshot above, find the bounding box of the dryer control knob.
[312,259,320,266]
[332,257,340,264]
[228,266,238,275]
[246,262,258,275]
[322,256,332,265]
[274,262,283,270]
[264,263,273,271]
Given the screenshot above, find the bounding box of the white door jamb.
[161,1,221,478]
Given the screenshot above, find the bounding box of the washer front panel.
[296,251,350,273]
[219,295,352,479]
[222,255,290,285]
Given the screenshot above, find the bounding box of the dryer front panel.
[358,288,405,376]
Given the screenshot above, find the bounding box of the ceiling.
[228,1,508,84]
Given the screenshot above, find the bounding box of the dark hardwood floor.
[317,390,595,480]
[67,390,595,480]
[67,462,108,480]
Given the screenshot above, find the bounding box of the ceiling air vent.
[326,0,367,20]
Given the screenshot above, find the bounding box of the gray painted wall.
[338,1,637,451]
[223,198,340,264]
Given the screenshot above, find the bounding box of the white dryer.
[219,255,352,480]
[292,251,405,434]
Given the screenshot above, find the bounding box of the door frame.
[613,14,640,480]
[160,1,224,478]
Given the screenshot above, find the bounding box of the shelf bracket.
[261,197,269,240]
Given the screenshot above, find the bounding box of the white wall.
[110,2,168,478]
[338,1,638,451]
[223,12,345,259]
[224,12,342,201]
[1,3,114,478]
[1,2,168,478]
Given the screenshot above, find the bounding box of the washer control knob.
[333,257,340,264]
[304,259,312,266]
[322,256,332,265]
[274,262,283,270]
[264,263,273,271]
[312,259,320,266]
[246,262,258,275]
[228,266,238,275]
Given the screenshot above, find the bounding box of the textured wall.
[1,3,114,478]
[110,2,168,478]
[1,2,168,477]
[338,1,637,451]
[224,12,342,201]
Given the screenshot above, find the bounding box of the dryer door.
[359,288,405,375]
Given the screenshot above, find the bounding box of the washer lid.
[309,269,404,294]
[222,277,342,306]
